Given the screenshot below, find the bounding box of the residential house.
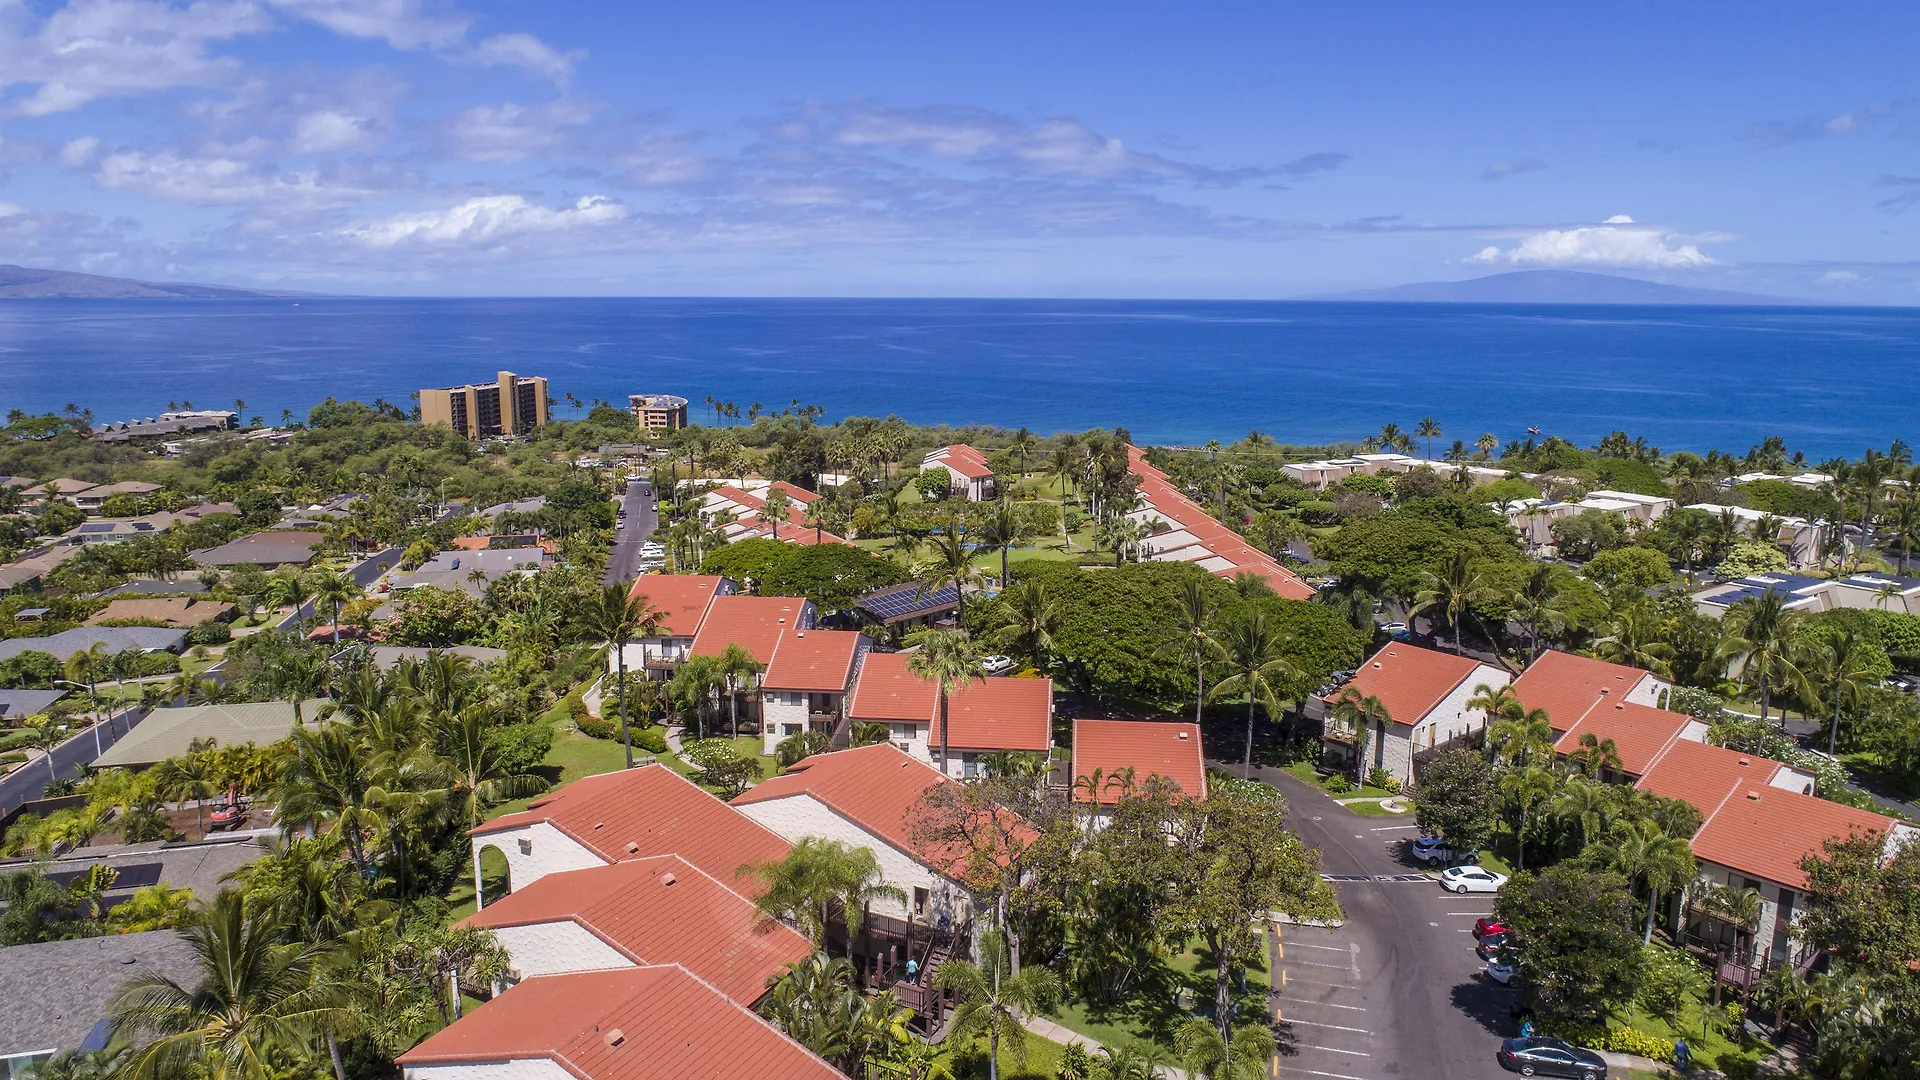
[0,626,187,664]
[698,483,845,546]
[59,513,189,546]
[468,764,790,902]
[756,628,870,755]
[90,410,238,444]
[1311,643,1511,786]
[189,530,326,569]
[0,931,199,1078]
[0,547,80,595]
[20,479,97,505]
[851,580,960,631]
[91,699,330,768]
[1282,453,1515,490]
[459,855,811,1004]
[0,689,66,720]
[395,966,842,1080]
[1510,649,1671,734]
[68,481,162,512]
[1125,446,1316,598]
[1692,572,1920,618]
[85,596,234,628]
[922,445,996,501]
[1070,719,1207,827]
[390,548,546,596]
[611,575,735,677]
[844,652,1052,777]
[1503,490,1674,551]
[1684,503,1826,567]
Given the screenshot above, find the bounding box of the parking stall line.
[1296,1044,1371,1057]
[1283,1017,1372,1035]
[1275,1066,1372,1080]
[1282,958,1355,970]
[1284,941,1352,953]
[1275,998,1368,1011]
[1370,825,1419,831]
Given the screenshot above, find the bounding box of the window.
[914,887,930,918]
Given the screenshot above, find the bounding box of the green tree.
[740,837,906,953]
[914,517,985,625]
[1717,590,1813,722]
[1497,765,1557,872]
[906,629,983,774]
[1412,748,1497,854]
[1492,863,1647,1021]
[988,579,1062,673]
[1208,612,1302,778]
[1161,577,1219,724]
[934,929,1063,1080]
[576,584,662,768]
[1408,548,1495,654]
[307,571,356,645]
[1593,818,1696,943]
[1174,1017,1275,1080]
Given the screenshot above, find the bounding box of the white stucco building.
[756,628,869,755]
[844,652,1053,778]
[1312,643,1511,786]
[609,574,734,677]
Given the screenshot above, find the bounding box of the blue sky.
[0,1,1916,300]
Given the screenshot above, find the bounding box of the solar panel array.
[857,581,960,620]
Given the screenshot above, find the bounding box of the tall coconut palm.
[741,837,905,953]
[976,496,1026,587]
[1409,549,1493,654]
[1161,578,1220,724]
[1209,614,1303,779]
[428,705,549,829]
[108,890,354,1080]
[989,580,1061,673]
[1487,706,1555,768]
[1498,765,1556,872]
[914,517,984,625]
[307,572,356,645]
[669,653,728,739]
[153,754,219,838]
[761,486,793,540]
[718,641,766,740]
[1717,590,1813,723]
[1551,776,1616,849]
[271,724,391,873]
[1595,605,1675,677]
[1008,427,1037,479]
[576,584,662,768]
[1811,625,1878,756]
[1597,819,1696,944]
[933,929,1063,1080]
[1416,417,1442,461]
[906,630,983,774]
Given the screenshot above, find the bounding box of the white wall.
[734,793,968,926]
[491,921,632,979]
[1377,665,1509,787]
[474,821,607,899]
[404,1058,575,1080]
[612,635,693,675]
[761,692,812,755]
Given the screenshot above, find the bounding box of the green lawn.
[1282,760,1398,801]
[946,1028,1065,1080]
[659,734,782,789]
[1047,945,1267,1060]
[1343,798,1413,818]
[1613,1002,1762,1073]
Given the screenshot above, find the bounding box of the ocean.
[1,297,1915,459]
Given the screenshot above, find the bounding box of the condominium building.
[419,371,549,438]
[629,393,689,432]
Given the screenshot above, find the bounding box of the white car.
[1409,836,1478,866]
[980,655,1016,675]
[1439,865,1509,894]
[1484,959,1516,985]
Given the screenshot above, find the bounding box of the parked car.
[981,655,1016,675]
[1379,621,1410,639]
[1496,1036,1606,1079]
[1474,918,1510,939]
[1410,837,1479,866]
[1440,865,1509,894]
[1484,958,1517,984]
[1477,933,1513,960]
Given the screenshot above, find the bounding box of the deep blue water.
[1,297,1915,458]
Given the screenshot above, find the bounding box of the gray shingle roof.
[0,627,187,663]
[92,699,329,768]
[0,930,198,1056]
[0,689,68,719]
[189,530,325,567]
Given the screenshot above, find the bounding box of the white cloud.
[59,136,101,166]
[1481,158,1546,181]
[1466,217,1721,269]
[466,32,577,83]
[1739,98,1907,148]
[94,148,376,206]
[338,194,625,248]
[264,0,468,49]
[0,0,273,116]
[289,109,378,154]
[437,100,595,162]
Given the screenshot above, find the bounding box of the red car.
[1474,918,1509,939]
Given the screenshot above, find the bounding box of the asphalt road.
[1255,765,1520,1080]
[604,479,660,586]
[0,707,145,817]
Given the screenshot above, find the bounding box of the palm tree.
[1597,819,1696,944]
[718,641,766,740]
[1595,605,1675,677]
[906,630,983,774]
[1498,765,1556,872]
[430,705,549,828]
[741,837,905,953]
[1008,427,1037,479]
[1812,625,1878,756]
[1568,733,1623,779]
[761,486,793,540]
[22,714,65,786]
[577,584,662,768]
[1409,549,1493,654]
[153,754,219,838]
[976,497,1026,587]
[933,929,1063,1080]
[1551,776,1616,849]
[1329,688,1391,780]
[989,580,1060,673]
[914,517,984,625]
[1209,613,1303,778]
[1175,1016,1275,1080]
[65,641,109,722]
[1416,417,1442,461]
[1487,706,1554,768]
[1161,578,1220,724]
[1465,682,1523,733]
[1717,591,1813,723]
[271,725,390,873]
[108,890,354,1080]
[307,572,355,645]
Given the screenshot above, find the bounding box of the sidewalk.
[1019,1014,1189,1080]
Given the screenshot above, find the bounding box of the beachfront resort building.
[628,393,689,432]
[419,371,549,439]
[1281,453,1513,490]
[1691,571,1920,617]
[922,445,997,501]
[1504,490,1675,550]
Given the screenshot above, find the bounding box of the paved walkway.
[1018,1014,1189,1080]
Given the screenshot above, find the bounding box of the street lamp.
[53,679,105,755]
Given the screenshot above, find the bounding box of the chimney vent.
[626,841,640,854]
[604,1029,626,1048]
[661,872,677,886]
[1178,731,1189,740]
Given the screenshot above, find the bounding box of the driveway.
[1250,765,1518,1080]
[0,706,145,818]
[604,479,661,586]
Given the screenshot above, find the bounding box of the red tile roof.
[760,629,864,692]
[1125,446,1315,599]
[845,651,938,722]
[1553,701,1692,777]
[627,576,729,638]
[396,966,841,1080]
[765,481,820,505]
[1071,719,1207,804]
[1512,650,1661,732]
[1334,643,1492,728]
[730,513,851,546]
[471,764,790,897]
[1634,737,1784,812]
[460,856,810,1005]
[689,595,812,665]
[1691,786,1895,891]
[733,743,958,869]
[707,485,764,511]
[929,444,994,481]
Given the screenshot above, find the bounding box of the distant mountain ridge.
[1313,269,1812,306]
[0,264,301,299]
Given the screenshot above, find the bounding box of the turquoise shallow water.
[1,297,1914,458]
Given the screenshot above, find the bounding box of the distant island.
[1313,269,1813,306]
[0,264,301,299]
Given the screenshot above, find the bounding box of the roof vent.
[1178,731,1189,740]
[1737,757,1750,767]
[1747,791,1763,801]
[626,841,640,854]
[593,821,606,830]
[604,1029,626,1048]
[779,616,787,623]
[661,871,677,886]
[1615,703,1625,710]
[1599,688,1610,695]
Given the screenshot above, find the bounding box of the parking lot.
[1254,766,1524,1080]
